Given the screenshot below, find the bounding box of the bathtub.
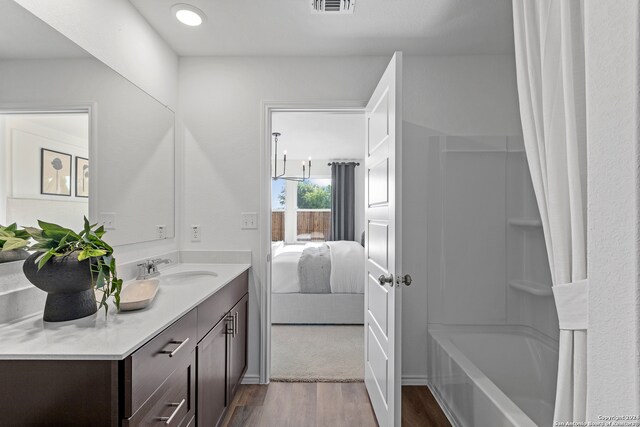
[428,325,558,426]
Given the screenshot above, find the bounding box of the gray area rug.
[271,325,364,382]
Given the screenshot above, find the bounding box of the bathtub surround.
[513,1,588,423]
[430,325,558,426]
[424,134,556,424]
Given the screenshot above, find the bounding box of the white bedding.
[271,241,364,294]
[326,241,365,293]
[272,244,306,293]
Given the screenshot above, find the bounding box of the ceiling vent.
[311,0,356,14]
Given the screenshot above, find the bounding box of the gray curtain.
[330,162,356,241]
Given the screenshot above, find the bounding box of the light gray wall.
[178,54,522,381]
[179,56,389,379]
[586,0,640,417]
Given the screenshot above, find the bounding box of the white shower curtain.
[513,0,588,423]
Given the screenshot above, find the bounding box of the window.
[271,180,286,241]
[296,179,331,209]
[271,178,332,242]
[296,179,331,242]
[272,179,285,210]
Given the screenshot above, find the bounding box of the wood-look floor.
[221,383,451,427]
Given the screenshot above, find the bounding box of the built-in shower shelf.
[508,218,543,228]
[509,280,553,297]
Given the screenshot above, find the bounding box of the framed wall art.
[41,148,71,196]
[75,156,89,198]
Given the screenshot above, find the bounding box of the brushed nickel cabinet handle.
[225,314,234,335]
[159,338,190,357]
[157,398,185,424]
[233,311,238,337]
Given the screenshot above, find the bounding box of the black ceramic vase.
[23,251,97,322]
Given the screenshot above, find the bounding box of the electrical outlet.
[191,225,201,242]
[157,225,166,239]
[100,212,116,230]
[241,212,257,229]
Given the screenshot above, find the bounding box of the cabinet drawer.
[124,309,197,417]
[124,351,196,427]
[197,270,248,341]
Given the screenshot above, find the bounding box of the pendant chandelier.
[272,132,311,182]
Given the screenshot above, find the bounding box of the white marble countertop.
[0,263,250,360]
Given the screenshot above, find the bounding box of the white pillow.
[271,241,284,256]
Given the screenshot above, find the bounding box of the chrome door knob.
[397,274,412,286]
[378,274,394,286]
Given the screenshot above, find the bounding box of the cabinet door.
[197,317,230,427]
[229,294,248,397]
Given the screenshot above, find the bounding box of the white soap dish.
[118,279,160,311]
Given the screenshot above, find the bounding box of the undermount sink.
[160,270,218,285]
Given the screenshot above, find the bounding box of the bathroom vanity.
[0,264,249,427]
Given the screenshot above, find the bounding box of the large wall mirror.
[0,2,175,247]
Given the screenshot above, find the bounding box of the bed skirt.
[271,293,364,324]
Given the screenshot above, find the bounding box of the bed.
[271,241,364,324]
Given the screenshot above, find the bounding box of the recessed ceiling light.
[171,4,206,27]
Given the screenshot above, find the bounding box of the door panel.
[364,52,403,427]
[367,325,389,400]
[368,158,390,205]
[197,319,228,427]
[368,90,390,154]
[367,274,389,335]
[229,294,248,397]
[367,221,389,269]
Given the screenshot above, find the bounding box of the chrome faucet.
[136,258,172,280]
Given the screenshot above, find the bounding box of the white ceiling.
[130,0,515,56]
[271,111,364,159]
[0,1,89,59]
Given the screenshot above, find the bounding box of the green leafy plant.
[0,223,31,251]
[27,217,122,314]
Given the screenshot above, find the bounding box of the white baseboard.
[245,373,427,386]
[241,374,261,385]
[401,375,429,386]
[427,383,460,427]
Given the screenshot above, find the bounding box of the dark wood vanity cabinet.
[228,294,248,398]
[0,269,249,427]
[197,319,228,427]
[196,278,249,427]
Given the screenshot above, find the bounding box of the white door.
[364,52,407,427]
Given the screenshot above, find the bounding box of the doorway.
[258,51,404,427]
[266,108,367,382]
[0,109,93,231]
